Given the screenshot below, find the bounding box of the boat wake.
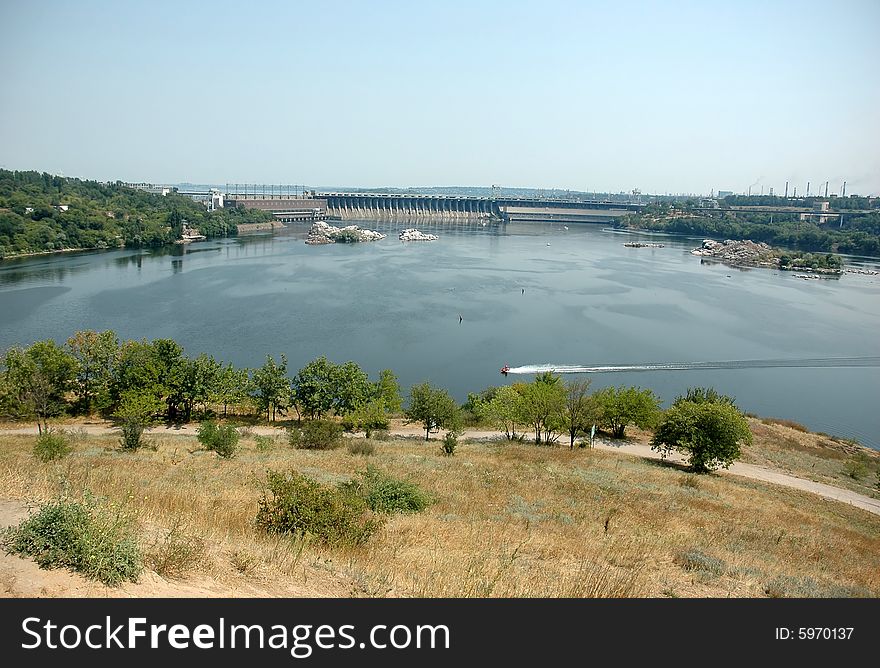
[506,357,880,375]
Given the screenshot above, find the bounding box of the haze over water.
[1,221,878,448]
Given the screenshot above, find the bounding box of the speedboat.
[500,364,510,376]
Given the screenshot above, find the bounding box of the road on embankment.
[2,422,878,517]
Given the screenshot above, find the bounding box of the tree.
[292,356,336,419]
[114,391,162,450]
[66,330,118,413]
[562,379,600,449]
[345,398,390,438]
[405,382,460,441]
[518,374,566,444]
[331,360,372,416]
[2,341,77,433]
[375,369,402,414]
[213,363,250,417]
[251,354,289,422]
[595,385,661,439]
[477,385,525,440]
[651,401,752,472]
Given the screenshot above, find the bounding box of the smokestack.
[825,181,829,198]
[784,181,789,198]
[807,181,810,197]
[793,186,797,197]
[842,181,846,197]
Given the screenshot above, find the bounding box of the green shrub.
[256,470,383,546]
[347,439,376,456]
[441,431,458,456]
[288,419,343,450]
[33,430,72,462]
[843,455,869,480]
[340,465,431,514]
[2,494,142,586]
[254,434,275,451]
[197,420,239,458]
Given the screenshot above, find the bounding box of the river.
[1,221,879,448]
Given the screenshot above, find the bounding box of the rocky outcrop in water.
[399,228,438,241]
[690,239,774,266]
[305,222,386,245]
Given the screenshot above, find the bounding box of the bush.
[347,439,376,456]
[340,465,432,514]
[372,429,390,441]
[33,430,72,462]
[288,419,343,450]
[441,431,458,456]
[254,434,275,451]
[2,494,142,586]
[145,521,204,578]
[256,471,383,546]
[843,455,869,480]
[652,401,752,472]
[197,420,239,458]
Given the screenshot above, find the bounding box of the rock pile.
[690,239,773,266]
[399,228,438,241]
[305,222,386,245]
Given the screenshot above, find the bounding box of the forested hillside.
[0,170,273,258]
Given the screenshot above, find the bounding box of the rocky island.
[691,239,844,275]
[399,228,438,241]
[305,221,386,245]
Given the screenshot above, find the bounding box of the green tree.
[405,382,460,441]
[562,379,600,449]
[292,356,336,419]
[652,401,752,472]
[595,385,661,439]
[66,330,118,413]
[212,363,250,417]
[375,369,402,414]
[114,391,162,450]
[345,398,391,438]
[518,374,566,444]
[477,385,525,440]
[2,341,77,433]
[331,360,372,416]
[251,354,289,422]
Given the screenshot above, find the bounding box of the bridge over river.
[317,192,645,224]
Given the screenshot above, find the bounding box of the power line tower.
[490,184,502,200]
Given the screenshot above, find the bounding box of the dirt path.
[3,422,878,516]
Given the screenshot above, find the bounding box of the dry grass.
[0,430,878,598]
[743,418,880,497]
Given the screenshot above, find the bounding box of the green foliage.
[256,470,383,546]
[476,385,524,440]
[33,429,73,462]
[254,434,275,451]
[843,454,870,480]
[66,330,118,413]
[292,357,372,419]
[517,374,567,445]
[0,169,274,258]
[562,379,600,449]
[778,251,842,271]
[251,354,289,422]
[441,431,459,456]
[114,391,161,450]
[595,386,661,439]
[343,399,390,437]
[197,420,239,459]
[2,340,77,432]
[2,493,142,586]
[340,466,432,514]
[375,369,403,414]
[288,419,344,450]
[405,382,461,441]
[674,387,736,408]
[652,400,752,472]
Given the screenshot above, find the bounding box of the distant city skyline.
[1,0,878,195]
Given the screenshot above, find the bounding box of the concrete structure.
[225,194,328,222]
[318,193,643,224]
[122,182,177,196]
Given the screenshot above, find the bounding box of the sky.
[1,0,878,195]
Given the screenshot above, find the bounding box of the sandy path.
[2,422,878,516]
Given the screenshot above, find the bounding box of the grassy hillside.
[1,429,877,598]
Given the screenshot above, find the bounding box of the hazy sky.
[1,0,878,195]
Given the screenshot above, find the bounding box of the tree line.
[1,332,754,472]
[0,170,273,258]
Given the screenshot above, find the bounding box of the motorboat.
[500,364,510,376]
